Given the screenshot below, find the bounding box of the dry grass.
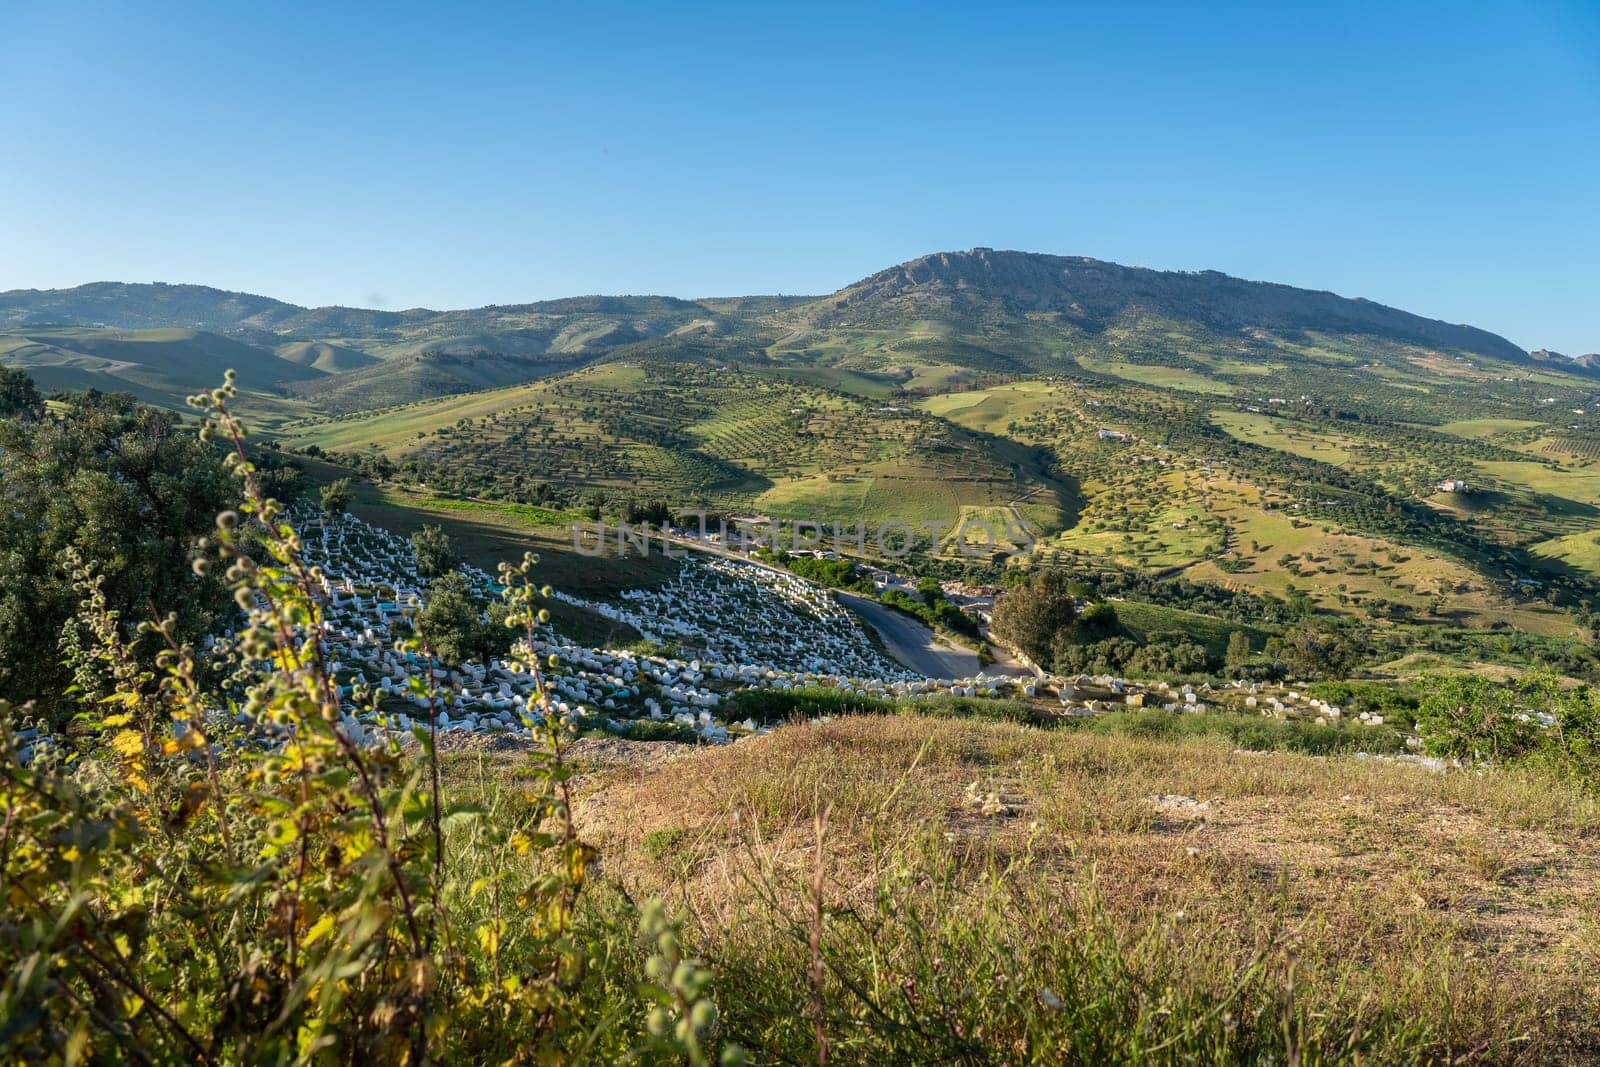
[560,715,1600,1062]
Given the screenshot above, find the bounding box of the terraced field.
[284,360,1061,526]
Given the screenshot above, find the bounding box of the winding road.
[833,592,983,679]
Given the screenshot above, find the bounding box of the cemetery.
[228,508,1432,750]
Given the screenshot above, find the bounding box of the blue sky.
[2,1,1596,351]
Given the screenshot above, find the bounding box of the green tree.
[0,366,43,417]
[991,569,1078,666]
[1414,674,1539,762]
[1273,620,1362,680]
[321,476,353,519]
[0,391,232,722]
[413,573,508,667]
[411,523,458,580]
[1225,630,1252,669]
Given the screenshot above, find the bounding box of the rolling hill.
[8,251,1600,653]
[0,326,326,402]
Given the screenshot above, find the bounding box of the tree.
[1414,674,1538,763]
[990,569,1078,666]
[1273,619,1362,680]
[0,391,232,722]
[321,477,352,519]
[412,573,508,667]
[1225,630,1252,669]
[411,524,458,580]
[1076,601,1119,639]
[0,366,43,417]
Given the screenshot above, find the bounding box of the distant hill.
[788,248,1533,369]
[0,256,1541,370]
[279,350,591,413]
[0,326,324,402]
[273,340,381,374]
[2,251,1579,415]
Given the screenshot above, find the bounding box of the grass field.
[1436,417,1547,440]
[1210,410,1364,466]
[1077,356,1237,395]
[563,713,1600,1061]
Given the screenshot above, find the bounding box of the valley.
[7,248,1600,685]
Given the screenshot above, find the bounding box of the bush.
[1414,675,1541,763]
[410,522,459,579]
[0,377,738,1065]
[1307,680,1419,715]
[412,572,512,666]
[1070,708,1409,756]
[0,389,233,724]
[320,476,352,518]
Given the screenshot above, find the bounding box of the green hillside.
[282,357,1071,528]
[273,339,380,374]
[0,326,323,400]
[9,250,1600,658]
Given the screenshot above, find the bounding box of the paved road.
[834,592,984,680]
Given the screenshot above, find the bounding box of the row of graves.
[243,510,1426,751]
[276,511,1023,745]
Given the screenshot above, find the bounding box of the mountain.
[2,254,1552,381]
[1532,348,1600,372]
[2,251,1579,416]
[789,248,1532,367]
[0,281,429,335]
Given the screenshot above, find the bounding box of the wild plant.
[0,373,732,1064]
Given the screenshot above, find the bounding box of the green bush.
[0,377,737,1065]
[1070,708,1409,756]
[1414,675,1541,763]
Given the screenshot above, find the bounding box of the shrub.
[410,522,459,579]
[320,476,352,518]
[0,376,739,1065]
[1414,674,1541,762]
[0,389,233,724]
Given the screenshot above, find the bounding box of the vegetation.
[6,373,1600,1060]
[411,572,512,667]
[0,364,42,415]
[0,386,233,724]
[579,713,1600,1062]
[990,569,1079,664]
[880,577,981,640]
[319,476,352,519]
[13,251,1600,682]
[0,378,740,1064]
[409,522,458,579]
[755,548,873,593]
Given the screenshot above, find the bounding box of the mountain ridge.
[811,249,1531,365]
[0,251,1546,367]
